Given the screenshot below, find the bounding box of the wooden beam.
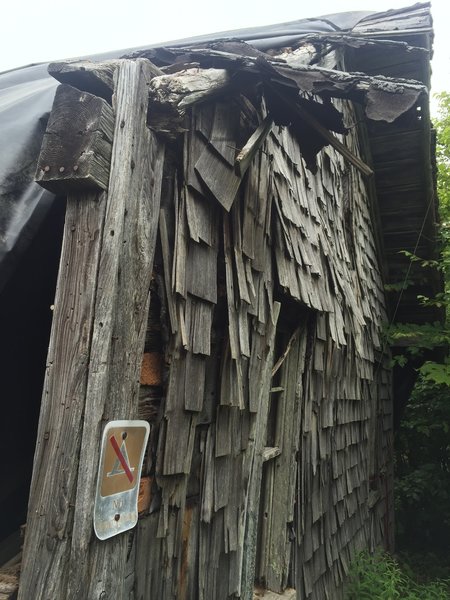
[67,58,165,599]
[241,302,280,600]
[17,191,108,600]
[49,59,164,102]
[148,68,232,134]
[268,84,374,177]
[49,60,120,102]
[18,58,165,600]
[235,115,273,177]
[35,84,114,193]
[151,68,231,110]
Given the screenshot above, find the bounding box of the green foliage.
[392,91,450,569]
[419,360,450,386]
[435,91,450,322]
[345,550,450,600]
[386,322,449,355]
[398,250,441,270]
[435,92,450,219]
[387,92,450,382]
[395,378,450,555]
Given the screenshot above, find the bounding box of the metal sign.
[94,420,150,540]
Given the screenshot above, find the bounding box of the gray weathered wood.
[235,115,273,177]
[18,58,165,600]
[149,68,231,113]
[18,192,108,600]
[241,302,280,600]
[48,60,121,102]
[67,58,164,600]
[49,59,164,102]
[35,84,114,193]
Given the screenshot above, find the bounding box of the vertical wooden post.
[18,59,164,600]
[241,304,280,600]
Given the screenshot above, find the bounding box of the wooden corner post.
[18,58,164,600]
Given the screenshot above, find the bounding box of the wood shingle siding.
[13,4,437,599]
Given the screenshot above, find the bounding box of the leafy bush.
[395,377,450,555]
[345,551,450,599]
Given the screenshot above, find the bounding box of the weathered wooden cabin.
[0,3,440,599]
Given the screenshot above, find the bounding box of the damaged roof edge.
[0,2,434,293]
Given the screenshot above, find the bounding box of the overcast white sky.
[1,0,448,103]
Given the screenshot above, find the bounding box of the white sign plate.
[94,419,150,540]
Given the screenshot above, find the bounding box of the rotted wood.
[49,60,121,102]
[267,84,373,177]
[149,68,231,112]
[18,58,165,600]
[148,68,232,135]
[35,83,114,194]
[49,59,164,103]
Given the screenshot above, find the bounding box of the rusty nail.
[114,513,120,521]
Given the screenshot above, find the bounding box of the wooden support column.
[18,58,164,600]
[241,304,280,600]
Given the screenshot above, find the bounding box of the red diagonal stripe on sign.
[109,435,134,483]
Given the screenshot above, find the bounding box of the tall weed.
[345,551,450,600]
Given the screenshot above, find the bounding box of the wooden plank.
[18,59,165,600]
[184,351,206,410]
[17,192,108,600]
[149,68,231,113]
[241,303,280,600]
[49,59,163,102]
[264,332,307,593]
[186,240,218,304]
[36,84,114,194]
[66,58,164,599]
[159,207,178,333]
[48,60,120,101]
[195,146,242,211]
[235,115,273,177]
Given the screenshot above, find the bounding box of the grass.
[345,550,450,599]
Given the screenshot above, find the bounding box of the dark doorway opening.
[0,198,65,563]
